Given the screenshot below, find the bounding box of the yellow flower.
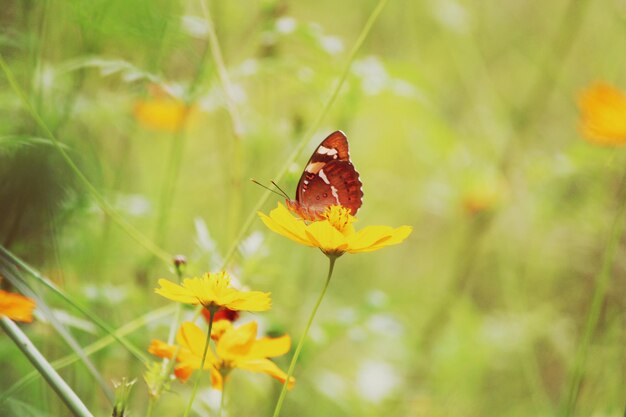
[578,82,626,145]
[259,203,412,257]
[133,86,193,133]
[0,289,36,323]
[462,177,508,215]
[148,323,221,384]
[155,271,271,312]
[148,321,295,390]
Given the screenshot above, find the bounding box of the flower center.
[322,205,355,234]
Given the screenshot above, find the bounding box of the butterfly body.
[288,131,363,219]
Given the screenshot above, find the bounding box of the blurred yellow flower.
[462,178,507,215]
[259,203,412,257]
[578,82,626,145]
[149,321,294,390]
[155,271,271,312]
[134,94,192,133]
[0,289,36,323]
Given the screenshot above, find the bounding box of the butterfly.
[286,130,363,219]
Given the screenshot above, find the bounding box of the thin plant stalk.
[152,26,212,251]
[183,308,216,417]
[198,0,246,246]
[219,0,390,269]
[0,54,171,264]
[149,259,186,415]
[1,304,175,404]
[146,398,155,417]
[0,260,114,404]
[0,316,94,417]
[199,0,244,139]
[218,371,229,417]
[146,344,182,417]
[0,245,149,364]
[560,170,626,417]
[499,0,591,174]
[272,256,337,417]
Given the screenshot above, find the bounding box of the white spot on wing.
[318,169,331,184]
[330,185,340,202]
[305,161,325,173]
[317,145,338,156]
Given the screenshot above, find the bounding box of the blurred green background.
[1,0,625,416]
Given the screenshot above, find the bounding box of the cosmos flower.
[259,203,411,257]
[148,321,294,390]
[0,289,36,323]
[578,82,626,145]
[133,86,192,133]
[155,271,271,313]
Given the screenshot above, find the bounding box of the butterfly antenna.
[250,179,289,199]
[270,181,290,200]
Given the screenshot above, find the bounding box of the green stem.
[183,308,216,417]
[146,398,155,417]
[152,11,213,251]
[499,0,591,173]
[199,0,246,249]
[0,316,94,417]
[200,0,244,139]
[560,171,626,417]
[153,128,187,248]
[151,259,186,407]
[272,256,337,417]
[218,373,228,417]
[166,260,187,346]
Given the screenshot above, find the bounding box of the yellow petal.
[211,320,233,341]
[181,277,216,305]
[247,335,291,359]
[304,220,348,253]
[177,322,216,365]
[224,291,272,312]
[210,368,224,390]
[0,290,36,323]
[258,204,313,247]
[154,279,198,304]
[347,225,412,253]
[217,321,257,359]
[174,362,195,382]
[235,359,296,389]
[579,83,626,145]
[147,339,176,359]
[134,98,190,133]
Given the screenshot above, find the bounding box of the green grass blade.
[0,260,114,404]
[1,317,94,417]
[0,246,149,365]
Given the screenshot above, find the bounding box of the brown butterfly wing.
[295,131,363,215]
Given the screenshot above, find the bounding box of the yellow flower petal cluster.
[578,82,626,145]
[259,203,412,257]
[148,321,294,390]
[134,96,192,133]
[0,289,36,323]
[155,271,271,312]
